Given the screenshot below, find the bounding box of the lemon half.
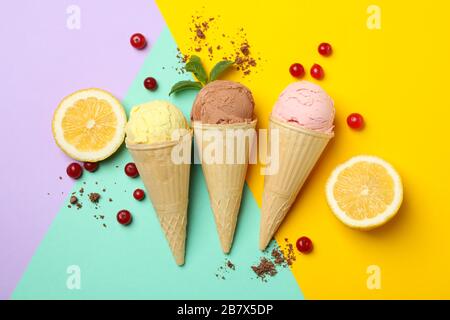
[326,155,403,230]
[52,88,126,162]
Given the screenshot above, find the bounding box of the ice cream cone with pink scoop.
[260,81,335,250]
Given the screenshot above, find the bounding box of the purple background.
[0,0,164,299]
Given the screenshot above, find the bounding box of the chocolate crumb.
[79,188,84,194]
[281,241,297,266]
[102,224,107,228]
[271,248,286,266]
[251,258,277,281]
[59,176,62,180]
[196,28,205,39]
[69,196,78,205]
[226,260,235,270]
[88,193,100,203]
[102,188,106,192]
[109,198,113,202]
[240,44,250,56]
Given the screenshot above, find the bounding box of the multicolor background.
[1,0,450,299]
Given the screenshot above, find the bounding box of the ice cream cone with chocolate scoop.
[260,81,335,250]
[191,80,256,253]
[125,100,192,265]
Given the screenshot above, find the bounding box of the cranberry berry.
[347,113,364,130]
[130,33,147,50]
[83,162,98,172]
[66,163,83,179]
[144,77,157,91]
[296,236,313,254]
[117,210,132,225]
[310,64,324,80]
[124,162,139,178]
[133,188,145,201]
[289,63,305,78]
[318,43,332,56]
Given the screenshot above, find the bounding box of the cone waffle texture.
[126,131,192,265]
[260,116,333,250]
[193,120,257,253]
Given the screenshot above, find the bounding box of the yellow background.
[157,0,450,299]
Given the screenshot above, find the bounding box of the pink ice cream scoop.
[272,81,335,134]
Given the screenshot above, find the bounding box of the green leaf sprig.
[169,55,234,95]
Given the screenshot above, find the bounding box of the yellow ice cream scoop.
[125,100,188,144]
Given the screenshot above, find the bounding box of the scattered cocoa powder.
[181,13,261,73]
[215,259,236,280]
[271,248,286,266]
[251,258,277,281]
[281,240,297,266]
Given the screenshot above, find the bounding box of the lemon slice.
[52,88,126,162]
[326,155,403,230]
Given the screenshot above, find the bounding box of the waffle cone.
[193,120,257,253]
[260,116,333,250]
[126,131,192,265]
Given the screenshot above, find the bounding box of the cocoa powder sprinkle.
[251,258,277,281]
[88,193,100,203]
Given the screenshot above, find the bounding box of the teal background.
[12,28,302,299]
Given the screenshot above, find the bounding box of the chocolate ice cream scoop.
[191,80,254,124]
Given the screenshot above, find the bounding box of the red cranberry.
[133,189,145,201]
[144,77,157,91]
[310,64,324,80]
[130,33,147,50]
[66,163,82,179]
[347,113,364,129]
[83,162,98,172]
[296,236,313,254]
[117,210,132,225]
[289,63,305,78]
[124,163,139,178]
[318,43,332,56]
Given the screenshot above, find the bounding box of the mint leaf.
[209,60,234,82]
[169,81,203,96]
[185,55,208,84]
